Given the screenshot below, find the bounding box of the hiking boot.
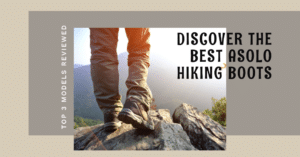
[118,98,154,130]
[103,110,122,132]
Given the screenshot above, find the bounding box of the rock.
[172,103,226,150]
[74,109,196,150]
[149,109,173,124]
[155,121,196,150]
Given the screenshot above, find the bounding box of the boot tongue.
[124,99,148,120]
[128,97,148,111]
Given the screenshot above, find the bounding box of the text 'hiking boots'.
[118,98,154,131]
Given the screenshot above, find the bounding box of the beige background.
[1,0,300,156]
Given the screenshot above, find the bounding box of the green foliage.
[203,97,226,127]
[74,116,103,129]
[74,122,79,129]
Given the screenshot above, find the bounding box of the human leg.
[124,28,153,110]
[90,28,123,131]
[118,28,154,130]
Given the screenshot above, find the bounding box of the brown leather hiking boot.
[118,98,154,130]
[103,111,122,132]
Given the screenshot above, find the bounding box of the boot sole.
[104,121,122,131]
[118,108,154,130]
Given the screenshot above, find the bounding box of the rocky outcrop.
[74,109,196,150]
[74,104,226,150]
[173,103,226,150]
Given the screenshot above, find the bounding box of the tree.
[74,116,103,129]
[203,97,226,127]
[74,122,79,129]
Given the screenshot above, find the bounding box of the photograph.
[73,28,227,150]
